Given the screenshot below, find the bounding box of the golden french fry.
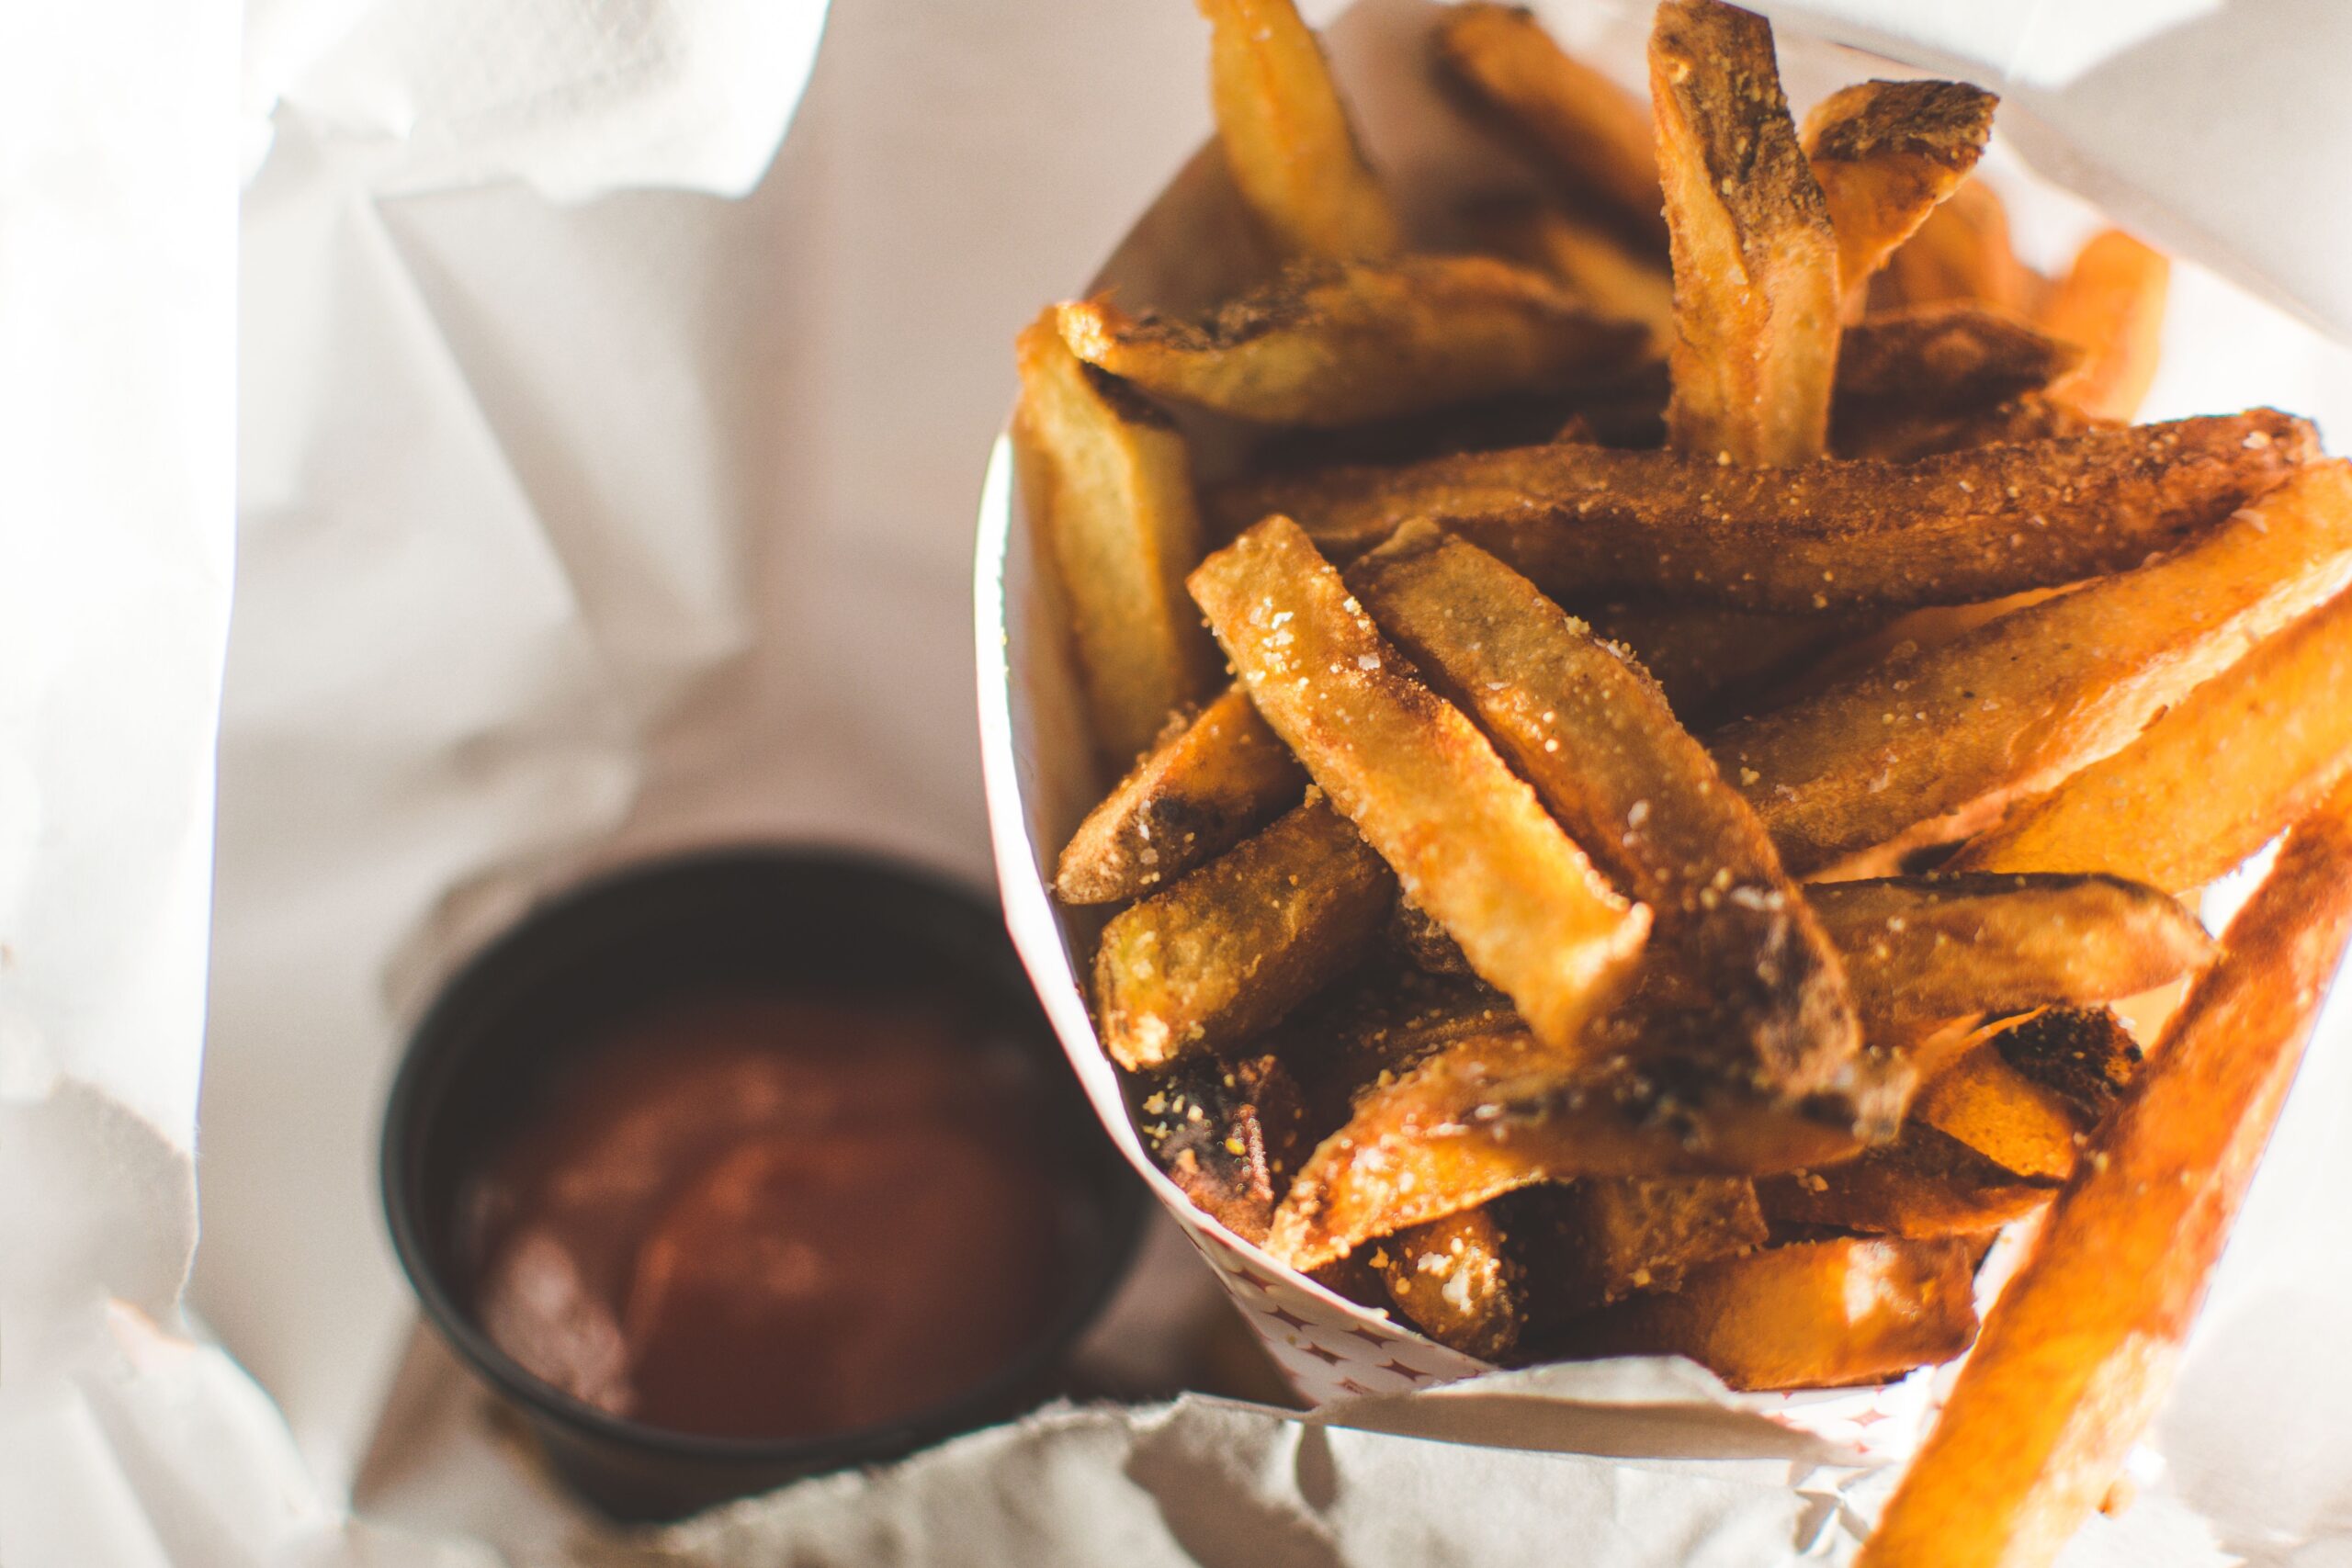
[1520,1176,1768,1314]
[1014,310,1218,762]
[1468,199,1675,351]
[1879,175,2037,314]
[1058,256,1644,428]
[1957,584,2352,892]
[2041,228,2170,423]
[1802,81,1997,311]
[1348,521,1861,1097]
[1190,517,1649,1051]
[1373,1205,1526,1360]
[1198,0,1402,263]
[1712,459,2352,874]
[1093,795,1392,1070]
[1913,1010,2137,1180]
[1758,1123,2055,1239]
[1212,410,2315,614]
[1137,1051,1311,1245]
[1056,684,1303,905]
[1651,0,1840,465]
[1555,1236,1979,1390]
[1434,3,1662,244]
[1860,778,2352,1568]
[1809,874,2214,1031]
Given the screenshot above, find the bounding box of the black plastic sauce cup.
[379,847,1144,1520]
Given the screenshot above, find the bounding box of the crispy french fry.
[1093,795,1393,1070]
[1520,1176,1768,1314]
[1198,0,1402,263]
[1835,303,2079,426]
[1137,1051,1311,1244]
[1836,390,2103,463]
[1913,1010,2135,1180]
[1056,684,1303,904]
[1266,1022,1890,1271]
[1348,521,1861,1096]
[1373,1205,1526,1360]
[1058,257,1644,428]
[1957,585,2352,892]
[1579,604,1865,724]
[1434,4,1662,243]
[2041,228,2170,423]
[1190,517,1649,1051]
[1860,779,2352,1567]
[1879,175,2036,314]
[1014,310,1218,762]
[1711,459,2352,874]
[1468,199,1675,350]
[1651,0,1840,465]
[1555,1236,1979,1390]
[1758,1123,2055,1239]
[1212,410,2315,614]
[1802,81,1997,311]
[1809,874,2214,1031]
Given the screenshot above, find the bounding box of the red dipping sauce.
[458,990,1073,1442]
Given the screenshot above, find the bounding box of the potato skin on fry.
[1758,1122,2054,1240]
[1057,257,1644,428]
[1213,410,2314,615]
[1860,780,2352,1568]
[1554,1235,1979,1390]
[1198,0,1401,263]
[1136,1052,1312,1244]
[1803,81,1997,310]
[1834,303,2079,433]
[1651,0,1841,465]
[1190,517,1649,1053]
[1713,458,2352,874]
[1093,795,1393,1070]
[1056,684,1304,905]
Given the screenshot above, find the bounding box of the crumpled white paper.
[6,0,2352,1564]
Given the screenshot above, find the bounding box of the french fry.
[1198,0,1402,263]
[1189,516,1650,1051]
[1913,1010,2137,1180]
[1860,779,2352,1567]
[1879,175,2036,314]
[1758,1123,2055,1239]
[1387,891,1476,976]
[1802,81,1997,311]
[1348,521,1862,1097]
[1266,1022,1890,1271]
[1711,459,2352,874]
[1651,0,1841,465]
[1211,410,2315,613]
[1808,874,2214,1031]
[1519,1176,1768,1315]
[1835,303,2079,426]
[1014,310,1218,762]
[1836,390,2103,463]
[1093,795,1393,1070]
[1956,584,2352,892]
[1995,1006,2142,1126]
[1434,3,1663,244]
[1057,256,1644,428]
[1137,1051,1312,1244]
[1056,684,1303,904]
[2041,228,2170,423]
[1468,199,1675,350]
[1372,1205,1526,1359]
[1554,1236,1979,1390]
[1579,604,1865,724]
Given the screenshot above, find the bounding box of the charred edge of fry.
[1757,1123,2057,1240]
[1804,80,1997,170]
[1136,1052,1312,1244]
[1992,1007,2142,1127]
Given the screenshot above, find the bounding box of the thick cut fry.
[1802,81,1996,310]
[1555,1237,1979,1390]
[1835,304,2079,427]
[2041,229,2169,423]
[1521,1176,1768,1314]
[1266,1020,1901,1271]
[1058,257,1643,429]
[1469,200,1675,350]
[1198,0,1401,263]
[1138,1052,1311,1244]
[1372,1206,1525,1360]
[1434,4,1662,243]
[1913,1010,2135,1180]
[1880,176,2035,314]
[1758,1123,2055,1239]
[1348,522,1861,1097]
[1190,517,1649,1051]
[1651,0,1840,465]
[1836,390,2102,463]
[1712,460,2352,874]
[1580,604,1864,724]
[1056,684,1303,904]
[1860,780,2352,1568]
[1014,311,1217,762]
[1957,585,2352,892]
[1808,874,2214,1031]
[1212,410,2314,614]
[1093,795,1393,1070]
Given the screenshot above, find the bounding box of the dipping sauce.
[458,989,1073,1442]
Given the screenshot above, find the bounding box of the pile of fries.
[1012,1,2352,1560]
